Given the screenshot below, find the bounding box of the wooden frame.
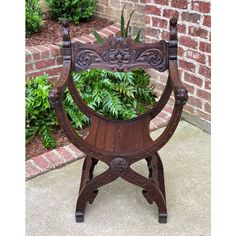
[49,18,188,223]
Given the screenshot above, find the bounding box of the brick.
[107,25,120,35]
[26,64,34,72]
[27,47,41,61]
[203,15,211,27]
[179,36,198,49]
[145,6,161,15]
[188,26,208,39]
[186,50,206,64]
[146,16,151,25]
[100,0,108,6]
[179,59,196,73]
[44,151,66,167]
[171,0,188,9]
[44,67,63,77]
[160,31,169,40]
[48,76,59,84]
[36,45,51,59]
[99,29,113,37]
[25,50,33,63]
[57,147,75,162]
[31,155,54,171]
[26,71,44,79]
[199,42,211,53]
[25,160,41,177]
[192,1,211,13]
[205,78,211,90]
[44,44,61,57]
[196,109,211,121]
[79,36,92,44]
[181,12,201,23]
[83,34,96,43]
[153,0,168,5]
[198,65,211,78]
[204,102,211,113]
[188,96,202,109]
[177,23,187,34]
[56,56,63,65]
[208,55,211,67]
[182,82,195,94]
[152,17,168,29]
[184,72,203,87]
[197,89,211,101]
[163,9,179,18]
[184,104,196,114]
[178,47,184,57]
[35,59,56,70]
[67,144,84,158]
[146,27,158,38]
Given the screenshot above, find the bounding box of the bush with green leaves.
[26,0,43,37]
[26,70,156,148]
[72,69,156,120]
[45,0,96,24]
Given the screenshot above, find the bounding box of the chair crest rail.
[72,37,169,72]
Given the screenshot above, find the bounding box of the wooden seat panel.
[85,116,153,154]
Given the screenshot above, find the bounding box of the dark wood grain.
[48,17,188,224]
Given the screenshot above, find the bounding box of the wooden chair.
[49,18,188,223]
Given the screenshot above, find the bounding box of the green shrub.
[26,0,43,37]
[72,69,156,120]
[45,0,96,24]
[26,71,156,148]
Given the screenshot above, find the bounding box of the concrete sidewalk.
[26,121,210,236]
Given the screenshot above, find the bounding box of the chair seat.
[85,116,153,154]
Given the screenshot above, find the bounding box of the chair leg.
[75,167,118,222]
[122,167,167,223]
[156,153,166,201]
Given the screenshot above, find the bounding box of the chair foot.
[159,211,167,223]
[75,211,84,223]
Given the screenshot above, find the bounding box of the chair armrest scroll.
[48,61,71,108]
[169,60,188,105]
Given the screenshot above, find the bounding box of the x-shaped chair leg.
[76,163,119,222]
[121,165,167,223]
[76,154,167,223]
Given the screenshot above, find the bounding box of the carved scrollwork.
[75,50,102,69]
[74,37,167,72]
[110,157,128,172]
[137,49,163,67]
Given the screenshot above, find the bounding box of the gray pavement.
[26,121,211,236]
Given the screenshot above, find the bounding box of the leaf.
[39,125,56,148]
[120,4,126,37]
[91,29,104,44]
[125,9,136,37]
[134,29,142,43]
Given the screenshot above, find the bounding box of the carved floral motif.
[110,157,128,172]
[75,37,167,71]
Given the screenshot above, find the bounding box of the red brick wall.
[145,0,211,124]
[25,23,121,83]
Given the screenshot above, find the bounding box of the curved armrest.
[53,61,71,92]
[48,61,71,108]
[169,60,188,105]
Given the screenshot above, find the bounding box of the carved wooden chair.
[49,18,188,223]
